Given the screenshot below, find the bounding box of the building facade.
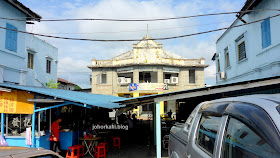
[25,34,58,87]
[89,34,208,116]
[214,0,280,84]
[58,78,76,90]
[0,0,57,87]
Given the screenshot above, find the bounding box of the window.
[261,19,271,49]
[189,70,195,83]
[217,59,221,72]
[27,53,34,69]
[225,47,230,68]
[238,41,246,61]
[196,114,222,156]
[46,60,51,74]
[101,74,107,84]
[236,34,246,61]
[5,23,18,52]
[221,117,280,158]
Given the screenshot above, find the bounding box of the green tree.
[45,79,60,89]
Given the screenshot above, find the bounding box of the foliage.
[45,79,60,89]
[74,85,82,90]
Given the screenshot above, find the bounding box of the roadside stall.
[0,83,123,151]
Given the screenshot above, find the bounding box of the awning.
[0,83,124,109]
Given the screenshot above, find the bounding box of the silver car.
[169,94,280,158]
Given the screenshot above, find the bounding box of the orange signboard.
[0,90,34,114]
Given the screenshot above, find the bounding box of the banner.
[0,91,34,114]
[129,83,168,91]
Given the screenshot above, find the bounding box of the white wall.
[0,1,27,84]
[215,0,280,84]
[25,35,58,87]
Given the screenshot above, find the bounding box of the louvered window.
[238,41,246,61]
[5,23,18,52]
[261,19,271,49]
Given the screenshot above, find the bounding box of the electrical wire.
[0,14,279,42]
[1,9,280,22]
[31,20,233,35]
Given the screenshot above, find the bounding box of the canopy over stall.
[113,75,280,158]
[0,83,124,148]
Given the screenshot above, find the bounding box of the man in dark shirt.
[50,117,62,154]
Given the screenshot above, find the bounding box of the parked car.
[0,146,63,158]
[169,94,280,158]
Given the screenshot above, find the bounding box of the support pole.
[32,102,36,148]
[156,102,161,158]
[1,113,4,137]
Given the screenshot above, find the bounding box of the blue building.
[0,0,58,86]
[213,0,280,84]
[25,34,58,87]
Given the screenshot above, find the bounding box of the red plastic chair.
[74,144,84,157]
[113,137,120,149]
[66,146,79,158]
[94,145,106,158]
[99,142,108,152]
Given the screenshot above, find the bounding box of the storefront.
[0,83,122,149]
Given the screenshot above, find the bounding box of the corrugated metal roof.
[0,83,123,109]
[114,75,280,105]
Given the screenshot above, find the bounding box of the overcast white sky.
[20,0,245,88]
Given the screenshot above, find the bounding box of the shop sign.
[129,83,168,91]
[0,91,34,114]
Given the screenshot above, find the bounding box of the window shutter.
[261,21,266,48]
[261,19,271,48]
[5,23,18,52]
[266,19,271,47]
[12,25,18,52]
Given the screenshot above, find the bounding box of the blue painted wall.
[215,0,280,84]
[0,1,58,87]
[0,0,27,84]
[5,134,50,149]
[25,34,58,87]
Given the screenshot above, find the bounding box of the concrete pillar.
[133,93,140,117]
[156,102,161,158]
[133,67,139,83]
[157,67,163,83]
[158,92,164,114]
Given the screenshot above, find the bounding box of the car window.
[221,117,280,158]
[196,114,222,156]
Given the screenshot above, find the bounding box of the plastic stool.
[99,142,108,152]
[66,146,79,158]
[94,145,106,158]
[113,137,120,149]
[74,144,84,157]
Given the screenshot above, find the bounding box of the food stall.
[0,83,123,149]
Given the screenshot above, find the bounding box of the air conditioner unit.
[124,78,132,84]
[220,72,226,79]
[117,77,125,84]
[171,77,178,84]
[164,79,170,83]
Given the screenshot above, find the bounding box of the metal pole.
[32,102,36,148]
[1,113,4,137]
[38,111,40,137]
[49,109,51,132]
[156,102,161,158]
